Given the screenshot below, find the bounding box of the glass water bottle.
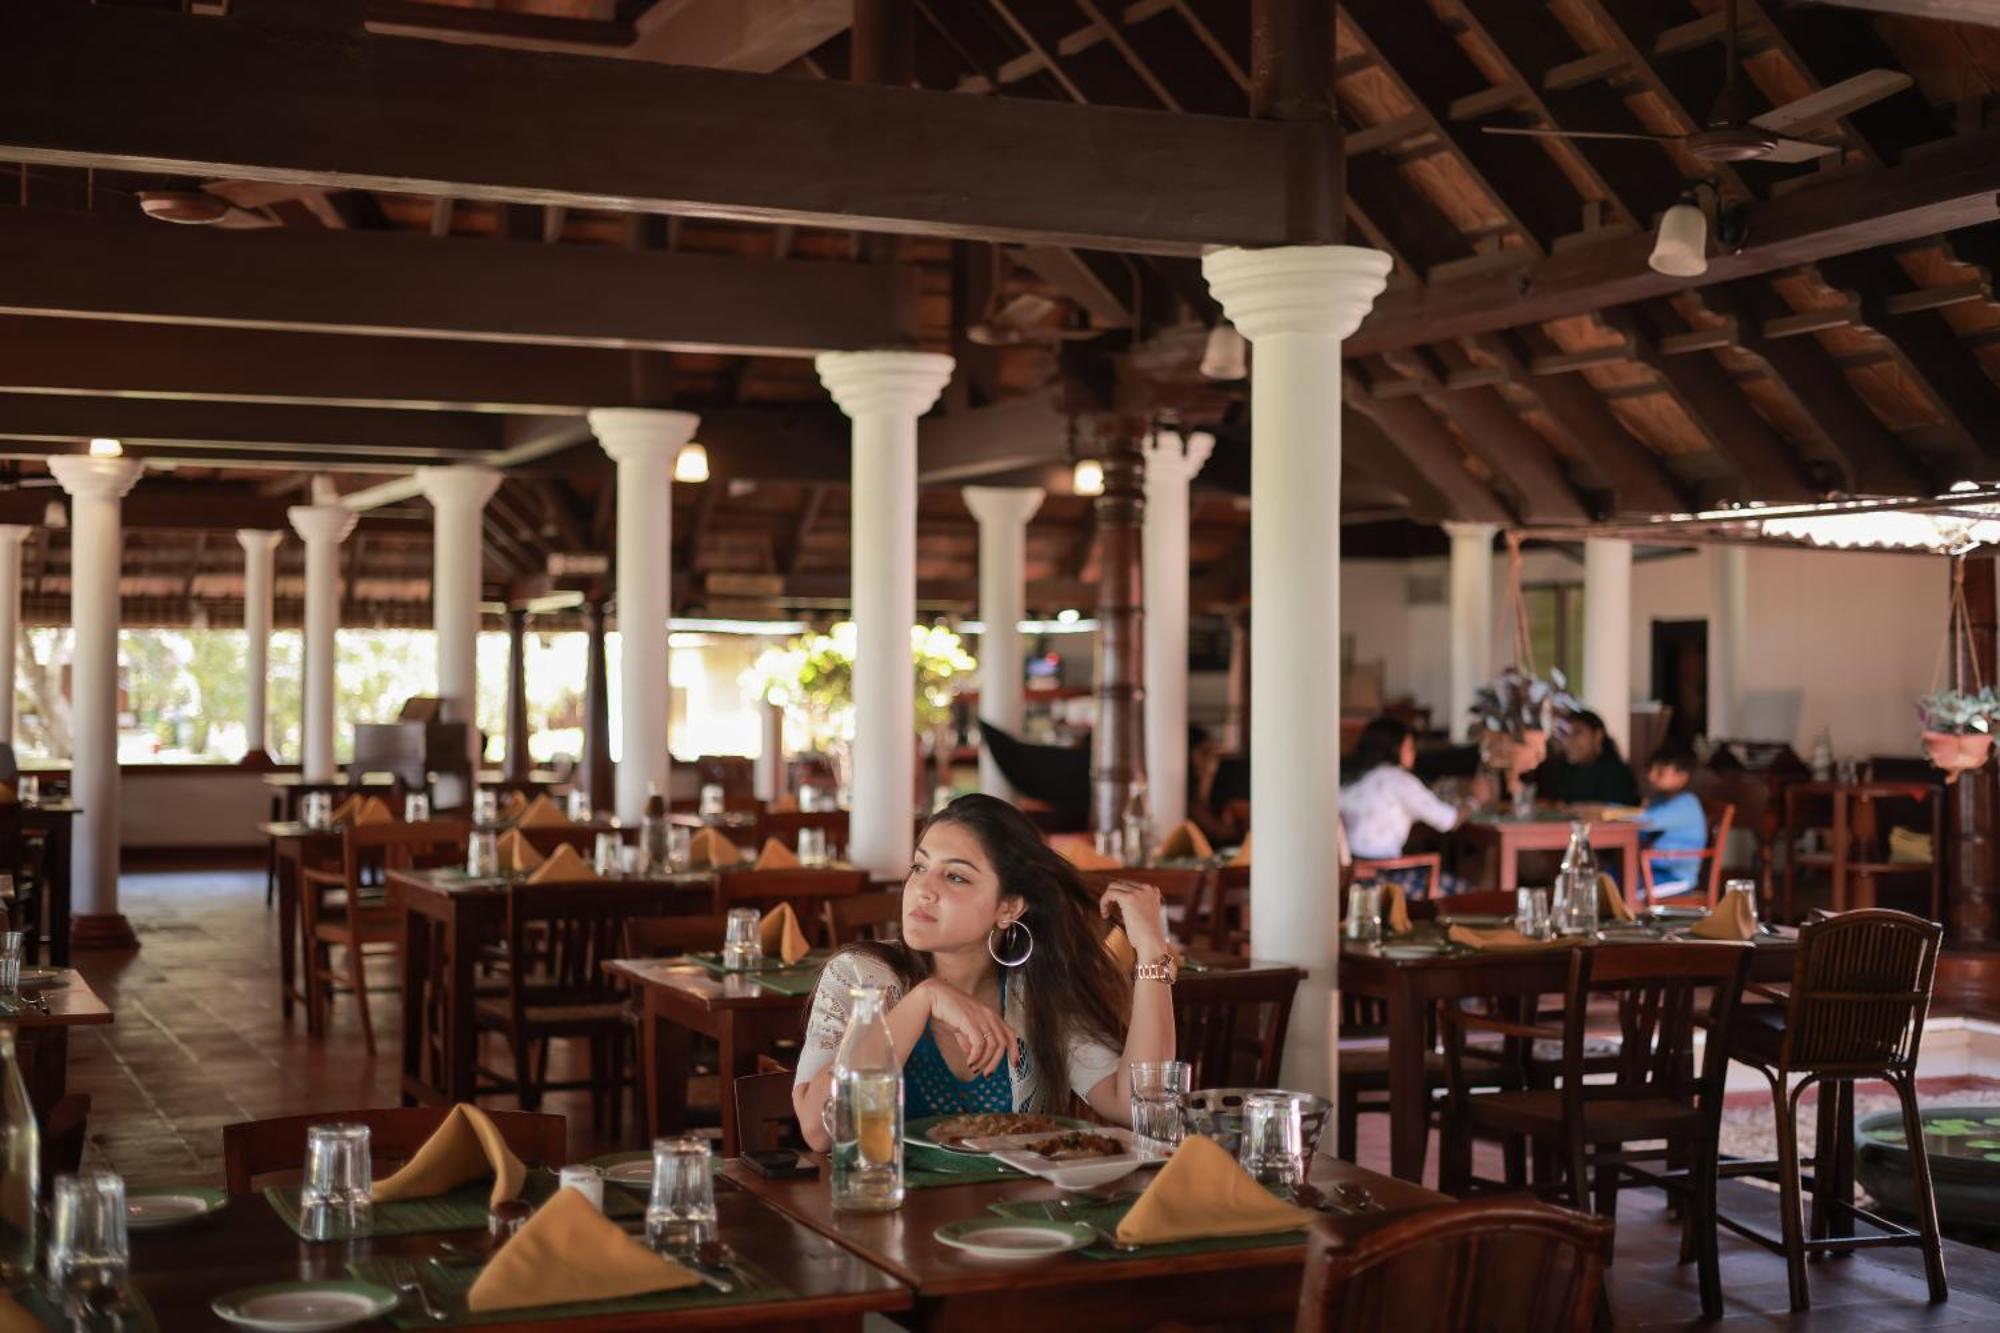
[829,986,903,1214]
[0,1027,38,1285]
[1556,820,1599,935]
[640,783,670,872]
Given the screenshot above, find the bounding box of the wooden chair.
[732,1070,807,1154]
[1716,908,1946,1312]
[691,755,756,799]
[1408,889,1515,921]
[1207,865,1251,955]
[621,914,731,959]
[299,819,468,1053]
[822,888,902,945]
[1076,867,1212,943]
[1295,1200,1614,1333]
[1350,853,1442,899]
[1439,941,1751,1319]
[1172,966,1301,1088]
[716,868,868,947]
[1638,799,1736,908]
[222,1106,567,1195]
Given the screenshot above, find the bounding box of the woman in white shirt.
[1341,716,1486,861]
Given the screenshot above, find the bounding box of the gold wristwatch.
[1134,953,1179,985]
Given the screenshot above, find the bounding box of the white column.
[0,527,31,748]
[1446,522,1499,743]
[753,699,786,805]
[816,351,955,877]
[48,455,144,946]
[1711,544,1748,739]
[236,530,282,762]
[589,408,699,825]
[1140,431,1214,834]
[962,486,1044,801]
[415,466,502,771]
[1204,245,1390,1101]
[1582,538,1634,757]
[287,504,357,783]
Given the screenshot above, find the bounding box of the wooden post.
[503,606,530,782]
[850,0,914,87]
[581,596,613,814]
[1225,607,1251,754]
[1250,0,1344,245]
[1950,554,1998,947]
[1091,429,1145,833]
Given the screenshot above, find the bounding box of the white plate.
[212,1281,398,1332]
[126,1185,227,1230]
[604,1157,653,1189]
[964,1126,1166,1191]
[1381,944,1446,960]
[16,968,61,992]
[933,1218,1094,1259]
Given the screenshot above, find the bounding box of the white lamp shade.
[1199,322,1249,380]
[674,441,710,483]
[87,437,123,458]
[42,499,65,530]
[1648,201,1709,278]
[1072,458,1105,497]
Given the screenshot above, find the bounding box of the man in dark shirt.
[1536,709,1642,806]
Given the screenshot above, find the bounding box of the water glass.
[1128,1060,1191,1154]
[299,792,326,829]
[723,908,763,972]
[1238,1095,1306,1188]
[300,1124,372,1238]
[467,829,499,878]
[698,784,726,819]
[1836,758,1860,786]
[567,789,593,822]
[666,825,693,871]
[645,1137,716,1257]
[46,1171,128,1310]
[17,775,38,807]
[798,784,820,814]
[1511,781,1537,819]
[472,789,500,825]
[594,832,623,877]
[618,843,643,876]
[797,828,823,866]
[558,1164,605,1213]
[1344,885,1382,945]
[1562,867,1600,937]
[1515,888,1552,941]
[403,792,430,823]
[1726,877,1760,926]
[1093,828,1122,862]
[0,932,24,1010]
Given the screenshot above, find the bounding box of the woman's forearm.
[793,983,935,1151]
[1093,978,1176,1122]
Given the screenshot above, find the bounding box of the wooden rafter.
[1415,377,1591,524]
[1345,377,1514,524]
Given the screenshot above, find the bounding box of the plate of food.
[905,1112,1088,1156]
[967,1126,1166,1190]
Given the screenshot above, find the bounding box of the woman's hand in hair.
[1099,880,1169,961]
[919,979,1020,1079]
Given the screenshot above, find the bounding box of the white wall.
[1343,543,1951,759]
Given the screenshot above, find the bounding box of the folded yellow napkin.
[0,1292,38,1333]
[759,902,811,965]
[1115,1133,1314,1246]
[688,828,742,869]
[1228,833,1252,868]
[1058,841,1121,871]
[467,1187,699,1313]
[1154,820,1214,861]
[1598,872,1634,923]
[753,837,800,870]
[516,794,572,828]
[1377,880,1412,935]
[503,791,530,819]
[373,1103,527,1208]
[496,829,544,875]
[1447,924,1560,951]
[1691,890,1757,940]
[329,794,396,826]
[527,843,598,884]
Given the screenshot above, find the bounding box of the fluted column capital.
[287,503,358,547]
[815,350,955,421]
[415,464,503,512]
[236,529,284,556]
[962,485,1045,530]
[1141,429,1215,487]
[48,455,144,502]
[1201,245,1392,343]
[588,408,701,464]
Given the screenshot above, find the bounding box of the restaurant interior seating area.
[8,0,2000,1327]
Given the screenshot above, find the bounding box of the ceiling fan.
[1481,0,1911,165]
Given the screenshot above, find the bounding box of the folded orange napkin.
[759,902,811,965]
[753,837,799,870]
[495,829,544,875]
[769,793,799,813]
[1115,1133,1314,1246]
[1691,891,1757,940]
[1447,924,1562,951]
[374,1103,527,1208]
[0,1292,38,1333]
[688,828,742,869]
[1377,881,1412,935]
[467,1187,699,1313]
[1598,872,1634,924]
[1154,821,1214,861]
[0,783,16,807]
[526,843,599,884]
[515,794,572,828]
[503,791,530,819]
[1058,841,1122,871]
[1228,834,1252,868]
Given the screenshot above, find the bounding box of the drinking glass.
[666,825,693,871]
[1344,885,1382,945]
[1511,781,1537,819]
[17,776,38,807]
[299,792,325,829]
[617,844,643,876]
[1237,1095,1306,1189]
[594,832,623,877]
[1515,888,1551,942]
[46,1171,128,1315]
[645,1137,716,1257]
[558,1164,605,1213]
[403,792,431,823]
[0,932,24,1011]
[798,784,820,814]
[797,828,822,867]
[1128,1060,1191,1154]
[300,1123,372,1239]
[567,789,593,822]
[467,829,498,878]
[1725,877,1760,927]
[723,909,763,972]
[1093,828,1121,862]
[1836,758,1860,786]
[472,789,500,825]
[699,784,726,820]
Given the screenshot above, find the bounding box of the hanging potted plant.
[1919,554,1997,785]
[1472,666,1580,779]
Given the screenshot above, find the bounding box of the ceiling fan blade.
[1480,125,1684,145]
[1749,70,1913,134]
[1755,137,1844,164]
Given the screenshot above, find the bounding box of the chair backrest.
[1410,889,1515,920]
[1296,1200,1614,1333]
[1779,907,1942,1075]
[1075,867,1211,925]
[506,882,696,1008]
[1207,865,1252,954]
[342,819,470,880]
[717,868,869,945]
[1351,854,1442,900]
[822,888,903,945]
[222,1106,567,1194]
[732,1070,807,1154]
[622,913,731,959]
[692,755,756,798]
[1173,967,1303,1088]
[1566,941,1750,1122]
[755,809,851,852]
[1639,800,1737,906]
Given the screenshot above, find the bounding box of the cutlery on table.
[385,1259,450,1322]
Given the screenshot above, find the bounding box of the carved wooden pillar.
[1091,430,1145,833]
[503,606,530,782]
[1225,607,1250,754]
[1950,554,1998,947]
[581,596,613,815]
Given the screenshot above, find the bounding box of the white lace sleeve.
[793,951,905,1088]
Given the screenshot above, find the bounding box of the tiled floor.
[62,869,2000,1330]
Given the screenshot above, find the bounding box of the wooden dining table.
[390,867,716,1108]
[1456,811,1642,892]
[113,1172,909,1330]
[20,799,77,965]
[8,967,112,1118]
[723,1150,1448,1333]
[257,820,342,1033]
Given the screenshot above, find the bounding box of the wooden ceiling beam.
[785,485,828,575]
[1345,378,1514,525]
[0,0,1302,256]
[0,208,909,356]
[1417,380,1593,524]
[1752,0,1948,164]
[1776,0,2000,24]
[1337,412,1453,524]
[0,481,423,533]
[916,388,1072,485]
[0,392,501,457]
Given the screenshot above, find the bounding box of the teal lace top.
[904,974,1014,1117]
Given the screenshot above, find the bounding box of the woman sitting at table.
[793,793,1174,1143]
[1536,709,1642,807]
[1341,717,1489,871]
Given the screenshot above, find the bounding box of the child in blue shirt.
[1640,744,1710,897]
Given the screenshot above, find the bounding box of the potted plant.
[1471,666,1581,783]
[1916,686,1998,784]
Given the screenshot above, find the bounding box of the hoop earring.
[986,919,1034,968]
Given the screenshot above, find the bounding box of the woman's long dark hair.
[1350,716,1413,779]
[842,793,1127,1111]
[1568,709,1624,765]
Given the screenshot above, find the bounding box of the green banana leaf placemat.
[268,1169,642,1241]
[904,1140,1027,1189]
[990,1197,1306,1261]
[350,1250,791,1329]
[680,953,826,996]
